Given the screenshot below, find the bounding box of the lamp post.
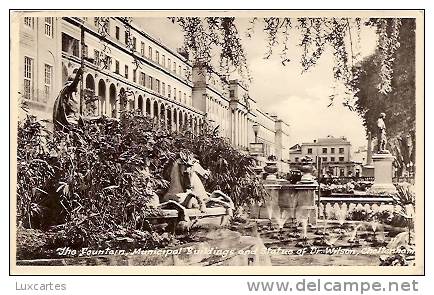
[253,124,260,143]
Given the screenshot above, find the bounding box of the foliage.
[392,182,415,229]
[16,116,56,229]
[169,17,405,102]
[16,111,265,249]
[354,19,415,174]
[169,17,250,82]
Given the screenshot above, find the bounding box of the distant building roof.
[303,135,351,146]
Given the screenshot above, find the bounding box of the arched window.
[138,95,143,113]
[109,84,116,118]
[145,98,151,115]
[98,79,106,115]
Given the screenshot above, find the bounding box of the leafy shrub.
[16,111,266,250]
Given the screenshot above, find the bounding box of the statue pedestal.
[279,182,318,225]
[362,165,374,177]
[369,153,397,194]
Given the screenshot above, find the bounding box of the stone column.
[236,111,240,147]
[134,94,138,110]
[230,110,234,145]
[244,114,247,148]
[150,100,154,118]
[105,82,110,116]
[367,132,373,165]
[115,93,121,119]
[172,110,176,132]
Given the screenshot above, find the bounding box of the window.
[94,49,100,66]
[115,60,119,74]
[140,42,145,56]
[307,148,312,154]
[162,82,166,96]
[133,69,137,83]
[339,168,345,177]
[156,79,160,93]
[148,46,152,59]
[162,55,165,67]
[115,26,120,40]
[147,76,153,89]
[179,91,181,102]
[168,85,171,98]
[322,157,327,162]
[44,64,52,102]
[173,62,176,73]
[104,19,110,35]
[167,58,171,70]
[24,17,34,28]
[125,31,129,44]
[330,157,335,162]
[62,33,79,57]
[132,37,137,51]
[339,157,345,162]
[183,93,187,104]
[94,17,99,27]
[322,147,327,154]
[230,90,235,98]
[295,157,299,162]
[155,51,159,64]
[140,72,145,86]
[44,17,53,38]
[178,65,181,76]
[339,147,345,154]
[174,87,176,99]
[83,45,89,58]
[331,147,335,153]
[23,56,33,100]
[124,65,129,79]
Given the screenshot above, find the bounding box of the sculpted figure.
[163,150,234,212]
[377,112,388,153]
[52,67,84,131]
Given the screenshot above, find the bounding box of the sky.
[135,17,378,150]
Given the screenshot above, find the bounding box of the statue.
[162,150,234,214]
[376,112,389,153]
[52,67,84,131]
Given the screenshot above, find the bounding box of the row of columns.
[206,95,230,137]
[85,73,202,134]
[230,109,249,149]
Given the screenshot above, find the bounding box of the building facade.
[16,16,290,168]
[289,136,357,177]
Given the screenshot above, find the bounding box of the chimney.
[366,131,373,165]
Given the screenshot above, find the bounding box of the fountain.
[348,223,363,245]
[370,221,379,241]
[335,208,348,234]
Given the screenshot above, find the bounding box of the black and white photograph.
[9,10,424,275]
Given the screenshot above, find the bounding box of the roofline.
[301,142,351,146]
[117,17,192,67]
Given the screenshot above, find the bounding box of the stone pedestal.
[369,153,397,194]
[252,179,282,219]
[279,182,318,225]
[362,165,374,177]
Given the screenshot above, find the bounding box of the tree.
[354,19,415,175]
[169,17,416,175]
[170,17,405,100]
